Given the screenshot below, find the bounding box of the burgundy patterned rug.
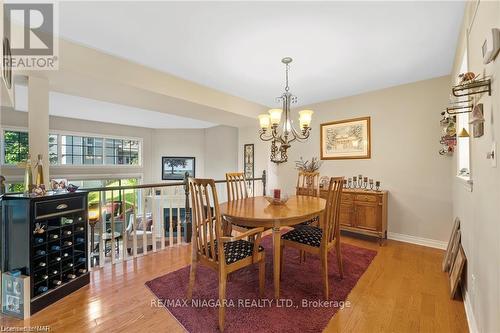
[145,236,377,333]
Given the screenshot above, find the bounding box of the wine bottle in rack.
[63,241,73,246]
[66,273,76,280]
[35,249,47,256]
[66,262,74,268]
[62,252,70,258]
[37,261,46,268]
[51,269,59,275]
[51,245,61,251]
[77,268,87,274]
[76,237,85,244]
[34,237,44,244]
[54,256,62,262]
[77,257,86,263]
[76,226,85,232]
[49,234,59,240]
[63,230,72,236]
[39,274,48,280]
[52,279,62,286]
[37,286,48,293]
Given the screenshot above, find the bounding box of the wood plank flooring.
[0,236,469,333]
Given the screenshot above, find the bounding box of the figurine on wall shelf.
[458,72,479,85]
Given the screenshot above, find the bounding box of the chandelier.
[258,57,313,164]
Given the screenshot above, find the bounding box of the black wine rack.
[1,191,90,314]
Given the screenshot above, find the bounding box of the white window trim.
[0,126,143,168]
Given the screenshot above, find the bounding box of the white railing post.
[160,188,166,250]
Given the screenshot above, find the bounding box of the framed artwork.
[448,229,462,277]
[442,217,460,272]
[320,116,371,160]
[162,157,195,180]
[244,144,254,194]
[449,245,466,299]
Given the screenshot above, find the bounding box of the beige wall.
[239,76,453,244]
[204,126,238,180]
[451,1,500,332]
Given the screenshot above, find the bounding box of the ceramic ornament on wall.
[469,103,485,138]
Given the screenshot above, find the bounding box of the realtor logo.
[3,2,58,69]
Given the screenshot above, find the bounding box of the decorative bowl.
[265,195,289,205]
[67,184,79,193]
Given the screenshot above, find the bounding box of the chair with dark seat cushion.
[187,178,265,332]
[280,177,344,300]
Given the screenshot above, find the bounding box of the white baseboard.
[387,232,447,250]
[463,287,479,333]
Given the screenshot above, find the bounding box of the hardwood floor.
[0,236,469,333]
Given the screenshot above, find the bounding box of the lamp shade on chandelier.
[258,57,313,163]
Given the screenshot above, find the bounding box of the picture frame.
[320,116,371,160]
[449,245,466,299]
[162,157,195,180]
[243,144,254,194]
[442,217,460,272]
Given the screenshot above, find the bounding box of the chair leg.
[218,269,227,332]
[187,258,197,300]
[302,251,306,263]
[320,250,329,300]
[336,240,344,279]
[299,250,303,264]
[259,256,265,297]
[280,245,284,280]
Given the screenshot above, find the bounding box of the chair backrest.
[296,171,320,197]
[189,178,223,263]
[226,172,249,201]
[322,177,344,246]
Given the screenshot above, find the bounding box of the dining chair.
[187,178,265,332]
[225,172,254,239]
[280,176,344,299]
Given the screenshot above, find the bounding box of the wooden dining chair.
[225,172,254,238]
[296,171,320,197]
[280,176,344,299]
[187,178,265,332]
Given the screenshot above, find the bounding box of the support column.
[28,76,49,185]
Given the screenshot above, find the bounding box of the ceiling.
[14,85,216,129]
[57,1,465,107]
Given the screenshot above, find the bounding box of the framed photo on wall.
[244,144,254,193]
[320,116,371,160]
[162,157,195,180]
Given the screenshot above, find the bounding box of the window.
[3,130,29,165]
[456,51,470,178]
[61,135,103,165]
[2,130,141,166]
[104,139,139,165]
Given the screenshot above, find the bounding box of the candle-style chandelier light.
[258,57,313,164]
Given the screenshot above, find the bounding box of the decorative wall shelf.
[452,78,491,97]
[446,105,473,115]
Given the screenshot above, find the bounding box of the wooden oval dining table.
[219,195,326,298]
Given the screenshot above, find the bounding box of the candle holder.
[358,175,363,188]
[369,179,374,190]
[348,178,352,189]
[343,179,347,188]
[363,177,368,190]
[375,181,381,191]
[353,176,357,188]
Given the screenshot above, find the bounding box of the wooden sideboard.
[320,188,388,244]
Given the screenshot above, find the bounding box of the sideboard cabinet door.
[353,201,381,232]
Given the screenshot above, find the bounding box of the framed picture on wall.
[320,116,371,160]
[244,144,254,194]
[162,157,195,180]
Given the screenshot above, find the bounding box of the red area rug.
[145,236,377,333]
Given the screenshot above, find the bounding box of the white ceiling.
[14,85,216,129]
[57,1,465,107]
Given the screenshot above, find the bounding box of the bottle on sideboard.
[37,286,48,293]
[35,249,46,256]
[51,245,61,251]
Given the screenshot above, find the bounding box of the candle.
[375,181,380,186]
[353,176,357,182]
[369,179,374,184]
[273,189,281,200]
[358,174,362,179]
[343,179,347,185]
[363,177,368,182]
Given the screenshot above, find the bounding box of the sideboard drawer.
[341,193,354,202]
[355,194,378,203]
[35,196,86,219]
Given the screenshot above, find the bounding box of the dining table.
[219,195,326,298]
